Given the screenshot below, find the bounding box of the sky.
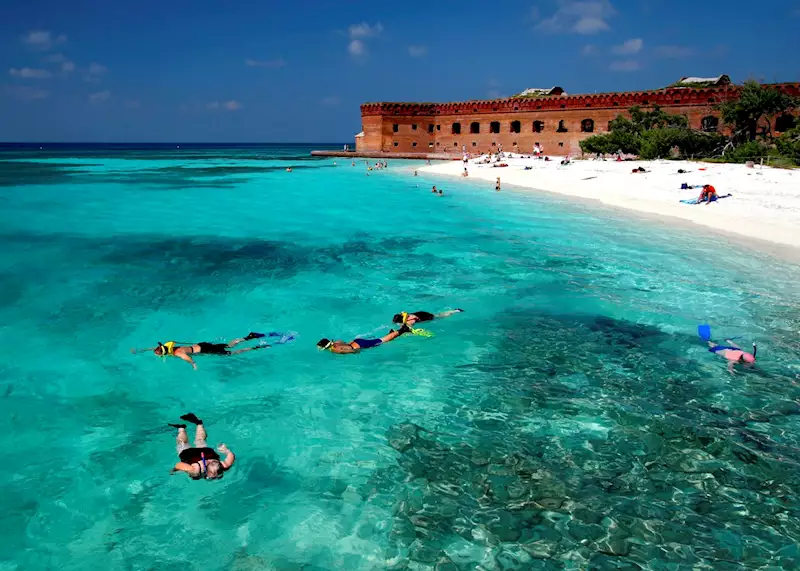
[0,0,798,142]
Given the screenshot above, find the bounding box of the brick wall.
[357,83,800,156]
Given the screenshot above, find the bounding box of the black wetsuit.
[197,342,230,355]
[411,311,435,322]
[179,447,221,464]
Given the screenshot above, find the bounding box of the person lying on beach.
[697,184,717,205]
[708,339,757,374]
[632,166,647,173]
[169,413,234,480]
[317,326,410,354]
[139,332,271,370]
[392,309,463,328]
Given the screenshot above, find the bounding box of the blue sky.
[1,0,798,142]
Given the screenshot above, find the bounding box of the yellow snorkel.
[157,341,176,357]
[399,313,434,337]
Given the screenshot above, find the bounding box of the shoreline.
[418,156,800,259]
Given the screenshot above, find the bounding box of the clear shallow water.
[1,144,800,570]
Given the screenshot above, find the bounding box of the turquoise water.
[2,144,800,570]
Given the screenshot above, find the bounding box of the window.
[491,142,496,146]
[393,124,399,133]
[514,106,519,111]
[581,119,595,133]
[472,142,477,147]
[533,121,544,133]
[470,122,480,134]
[436,142,440,146]
[492,107,498,112]
[490,121,500,134]
[776,114,796,132]
[560,104,566,109]
[428,142,434,148]
[428,124,434,133]
[674,99,681,104]
[412,142,417,147]
[412,124,418,130]
[701,116,719,133]
[473,108,478,112]
[452,122,462,134]
[393,142,399,147]
[510,120,521,133]
[557,120,568,132]
[454,142,458,147]
[558,142,564,147]
[436,125,441,131]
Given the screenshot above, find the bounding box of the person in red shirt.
[698,184,718,205]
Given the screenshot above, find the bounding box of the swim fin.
[168,423,187,429]
[180,413,203,425]
[698,324,712,342]
[244,332,265,340]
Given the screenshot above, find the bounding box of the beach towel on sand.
[680,193,732,205]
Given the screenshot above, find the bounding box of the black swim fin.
[168,423,187,429]
[180,413,203,425]
[244,332,265,341]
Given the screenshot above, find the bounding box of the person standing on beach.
[495,177,501,191]
[169,413,235,480]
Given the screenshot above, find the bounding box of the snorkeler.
[169,413,234,480]
[699,324,756,374]
[134,332,274,370]
[708,339,757,374]
[392,309,463,328]
[317,325,410,354]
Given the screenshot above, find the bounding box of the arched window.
[581,119,594,133]
[470,122,480,134]
[776,114,796,133]
[557,120,568,132]
[452,122,461,135]
[490,121,500,134]
[701,116,719,133]
[510,120,521,133]
[533,121,544,133]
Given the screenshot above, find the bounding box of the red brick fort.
[354,76,800,157]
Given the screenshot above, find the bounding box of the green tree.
[718,80,799,143]
[775,124,800,164]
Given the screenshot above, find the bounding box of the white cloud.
[44,53,66,63]
[23,30,66,50]
[206,100,242,111]
[408,45,427,57]
[321,96,340,106]
[348,22,383,38]
[535,0,615,35]
[654,45,696,58]
[3,84,48,100]
[62,61,75,73]
[89,90,110,103]
[612,38,643,55]
[9,67,52,79]
[348,39,365,56]
[609,60,641,72]
[245,57,286,68]
[345,22,382,57]
[88,62,108,75]
[581,44,597,56]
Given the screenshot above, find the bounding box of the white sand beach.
[420,156,800,251]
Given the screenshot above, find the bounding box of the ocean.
[1,143,799,570]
